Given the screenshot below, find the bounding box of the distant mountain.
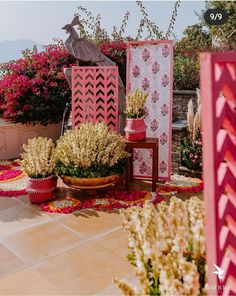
[0,39,43,63]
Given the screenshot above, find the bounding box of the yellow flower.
[19,137,56,178]
[55,122,130,168]
[125,89,148,118]
[114,197,205,295]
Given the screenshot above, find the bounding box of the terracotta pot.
[124,117,146,141]
[61,174,120,195]
[61,174,120,188]
[26,175,57,204]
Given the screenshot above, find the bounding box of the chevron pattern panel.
[71,66,119,131]
[200,52,236,295]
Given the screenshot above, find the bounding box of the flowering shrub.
[114,196,206,295]
[55,122,130,178]
[174,24,212,90]
[20,137,56,178]
[0,43,76,125]
[124,89,148,118]
[100,39,127,85]
[182,137,202,171]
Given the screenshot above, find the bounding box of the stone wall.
[171,90,197,173]
[171,121,188,173]
[172,90,198,122]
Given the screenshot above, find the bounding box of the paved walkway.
[0,179,202,295]
[0,190,133,295]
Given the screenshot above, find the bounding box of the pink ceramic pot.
[124,117,147,141]
[26,175,57,204]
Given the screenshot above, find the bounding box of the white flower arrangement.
[20,137,56,178]
[125,89,148,118]
[114,196,206,295]
[55,122,130,178]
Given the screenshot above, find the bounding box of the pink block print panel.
[126,41,174,180]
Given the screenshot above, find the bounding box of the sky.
[0,1,206,45]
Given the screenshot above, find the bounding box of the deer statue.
[62,16,125,134]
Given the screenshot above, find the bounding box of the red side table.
[125,137,159,192]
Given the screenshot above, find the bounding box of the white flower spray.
[114,196,206,295]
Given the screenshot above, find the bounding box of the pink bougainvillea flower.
[0,43,75,124]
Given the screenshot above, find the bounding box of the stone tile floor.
[0,179,202,295]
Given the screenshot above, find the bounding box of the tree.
[173,24,212,90]
[203,1,236,50]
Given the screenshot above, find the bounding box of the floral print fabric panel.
[127,41,173,180]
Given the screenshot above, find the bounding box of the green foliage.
[181,137,202,171]
[197,256,207,295]
[173,55,200,90]
[55,160,125,178]
[185,252,206,295]
[174,24,212,90]
[76,1,181,42]
[204,1,236,50]
[128,250,205,295]
[125,110,146,119]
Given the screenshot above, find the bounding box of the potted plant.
[55,122,130,192]
[114,196,206,295]
[124,89,148,141]
[19,137,57,203]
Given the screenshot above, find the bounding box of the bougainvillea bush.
[0,43,76,125]
[100,39,127,85]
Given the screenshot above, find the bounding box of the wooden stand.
[125,137,159,192]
